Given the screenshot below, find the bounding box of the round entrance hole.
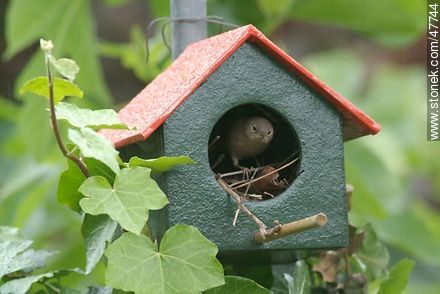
[208,104,301,200]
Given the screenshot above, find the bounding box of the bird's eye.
[252,125,257,132]
[267,130,272,135]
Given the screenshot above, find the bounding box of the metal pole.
[170,0,207,60]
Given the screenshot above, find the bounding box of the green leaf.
[290,0,425,46]
[6,0,112,106]
[258,0,294,17]
[13,98,59,160]
[378,259,415,294]
[102,0,129,6]
[86,286,113,294]
[55,102,128,130]
[0,157,55,200]
[354,224,389,279]
[79,167,168,234]
[301,50,364,100]
[374,212,440,267]
[0,226,19,239]
[284,260,310,294]
[206,276,270,294]
[100,26,171,82]
[50,56,80,81]
[104,225,224,294]
[128,156,195,174]
[57,159,86,212]
[84,157,117,184]
[19,76,83,104]
[0,272,54,294]
[81,214,118,274]
[56,155,117,213]
[149,0,170,18]
[0,227,55,278]
[68,127,120,174]
[257,0,295,32]
[0,97,18,121]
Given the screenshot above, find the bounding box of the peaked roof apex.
[102,25,380,148]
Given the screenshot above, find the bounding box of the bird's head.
[245,116,274,143]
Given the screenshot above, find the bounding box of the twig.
[217,178,267,235]
[218,167,260,178]
[243,169,258,196]
[211,153,225,170]
[245,193,263,200]
[278,150,300,166]
[45,55,89,177]
[233,169,257,224]
[229,179,248,188]
[232,208,240,226]
[208,135,221,151]
[263,192,275,198]
[233,157,299,190]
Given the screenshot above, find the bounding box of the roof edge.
[244,25,381,138]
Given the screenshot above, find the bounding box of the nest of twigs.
[214,155,301,201]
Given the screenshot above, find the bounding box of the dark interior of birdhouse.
[208,103,301,200]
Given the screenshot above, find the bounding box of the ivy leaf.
[100,26,170,82]
[285,260,311,294]
[79,167,168,234]
[104,225,224,294]
[57,159,86,212]
[128,156,195,174]
[0,272,54,294]
[19,76,83,104]
[84,157,117,184]
[57,156,117,213]
[50,57,80,81]
[86,286,114,294]
[354,224,389,279]
[0,227,55,278]
[68,127,120,174]
[55,102,128,130]
[5,0,111,106]
[82,214,119,274]
[257,0,295,32]
[378,259,415,294]
[289,0,425,46]
[206,276,270,294]
[0,226,20,240]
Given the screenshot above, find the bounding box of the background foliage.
[0,0,436,292]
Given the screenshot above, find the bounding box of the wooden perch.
[254,213,328,244]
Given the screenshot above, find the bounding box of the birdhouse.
[102,25,380,263]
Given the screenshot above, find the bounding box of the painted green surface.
[162,42,348,256]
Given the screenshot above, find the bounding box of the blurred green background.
[0,0,437,292]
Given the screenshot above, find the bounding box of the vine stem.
[45,55,89,177]
[42,280,61,294]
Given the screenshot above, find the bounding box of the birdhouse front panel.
[162,42,348,253]
[101,25,380,262]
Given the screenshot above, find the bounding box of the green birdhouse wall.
[102,25,380,262]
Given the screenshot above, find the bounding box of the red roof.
[102,25,380,148]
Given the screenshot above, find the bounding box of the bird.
[251,166,288,195]
[225,116,274,172]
